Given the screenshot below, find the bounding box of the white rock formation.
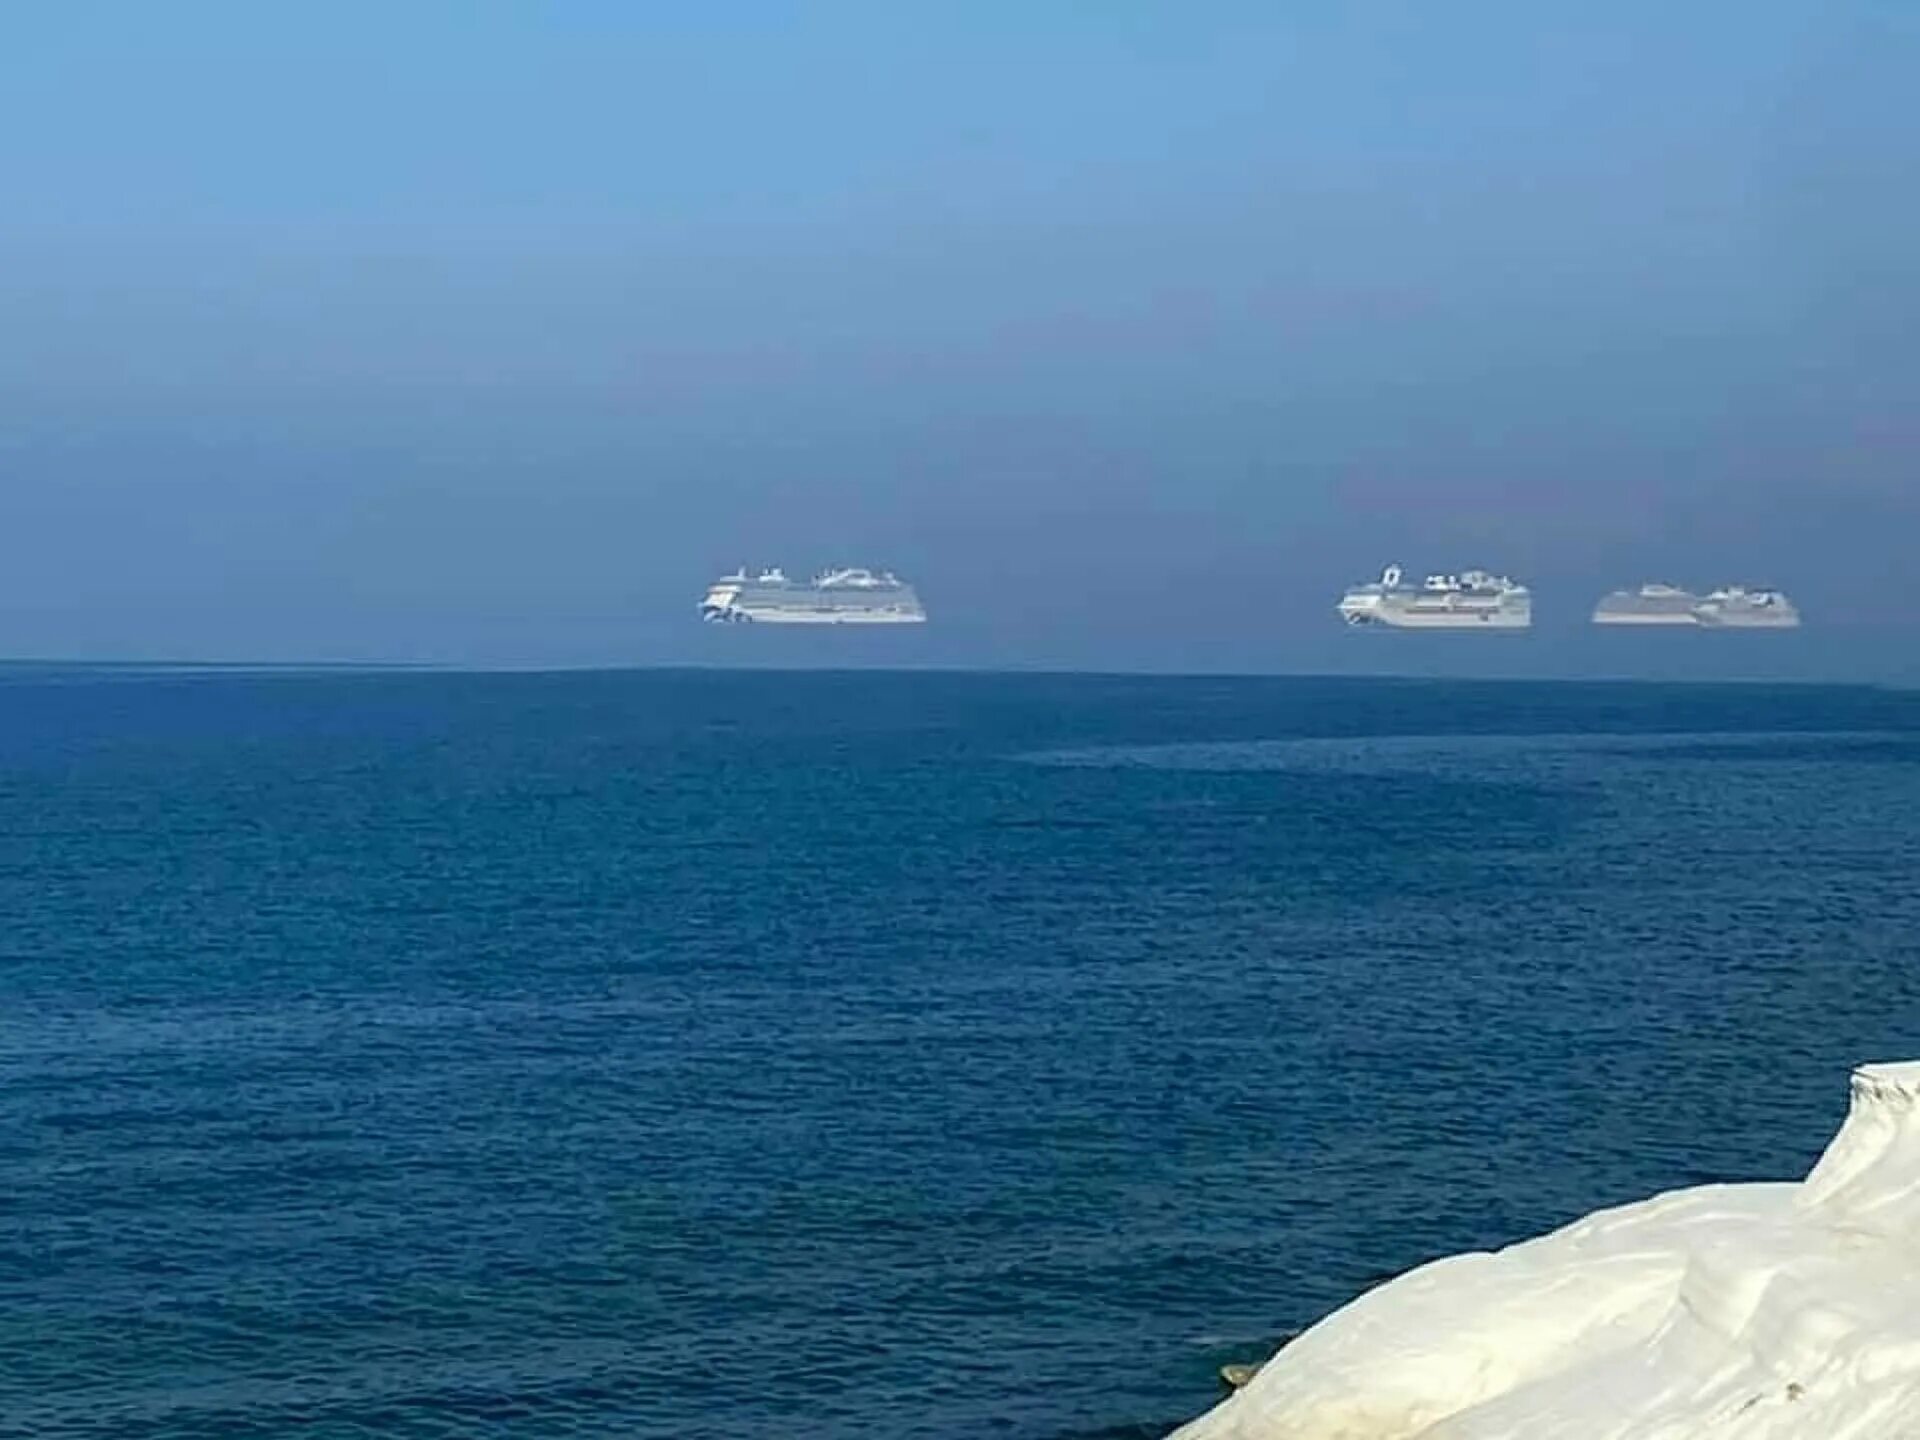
[1173,1062,1920,1440]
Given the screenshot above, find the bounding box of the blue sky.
[1,3,1914,673]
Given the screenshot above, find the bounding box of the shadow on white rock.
[1171,1062,1920,1440]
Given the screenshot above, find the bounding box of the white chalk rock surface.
[1173,1062,1920,1440]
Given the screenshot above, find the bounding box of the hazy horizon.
[3,4,1915,680]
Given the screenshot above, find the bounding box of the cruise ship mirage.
[1590,583,1703,626]
[1338,565,1532,629]
[699,567,927,625]
[1593,583,1801,628]
[1695,586,1801,628]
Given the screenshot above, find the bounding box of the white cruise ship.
[1694,586,1801,629]
[1338,565,1531,629]
[1591,583,1705,626]
[699,567,927,625]
[1592,583,1801,628]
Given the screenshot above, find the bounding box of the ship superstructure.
[1337,565,1532,629]
[699,567,927,624]
[1592,583,1801,628]
[1591,584,1706,626]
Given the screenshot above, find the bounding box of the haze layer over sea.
[4,669,1918,1439]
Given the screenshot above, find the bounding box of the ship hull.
[1345,607,1531,630]
[717,608,926,625]
[1696,611,1801,630]
[1592,611,1702,626]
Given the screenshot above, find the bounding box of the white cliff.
[1173,1062,1920,1440]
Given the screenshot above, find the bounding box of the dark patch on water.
[1612,735,1920,765]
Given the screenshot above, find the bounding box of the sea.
[4,667,1919,1440]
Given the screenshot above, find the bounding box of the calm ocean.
[4,669,1919,1439]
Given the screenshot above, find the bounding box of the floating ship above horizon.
[1337,565,1532,630]
[699,567,927,625]
[1592,583,1801,628]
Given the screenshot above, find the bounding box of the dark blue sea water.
[5,669,1920,1440]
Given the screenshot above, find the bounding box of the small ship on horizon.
[1337,565,1532,629]
[699,567,927,625]
[1592,583,1801,628]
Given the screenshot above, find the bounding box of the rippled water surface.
[4,670,1919,1439]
